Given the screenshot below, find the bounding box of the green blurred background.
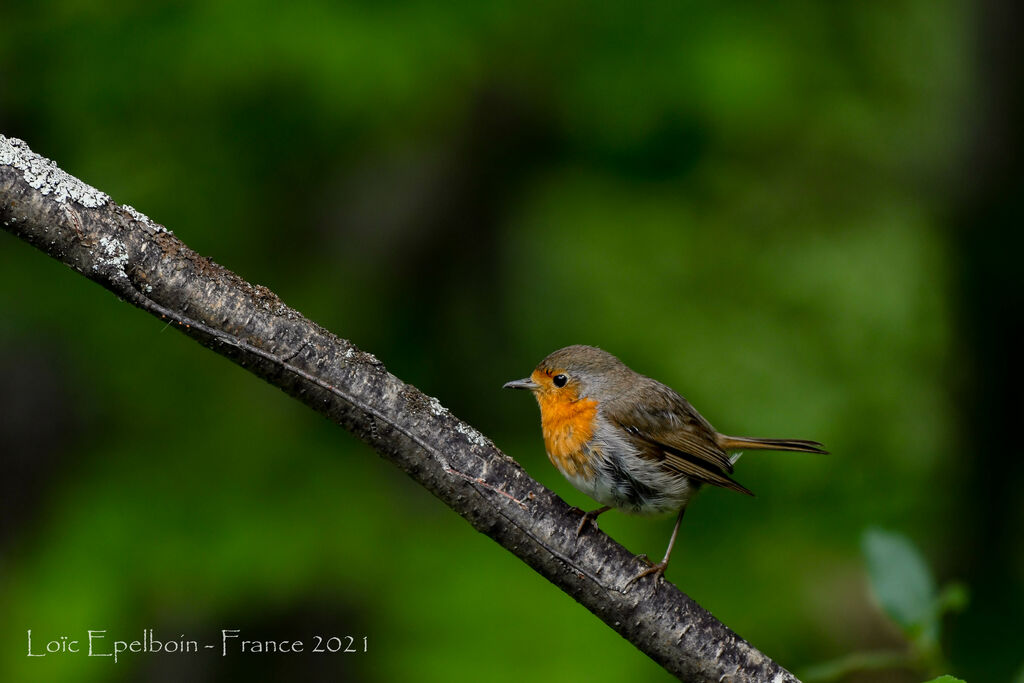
[1,1,1021,681]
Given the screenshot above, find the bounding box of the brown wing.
[607,380,753,496]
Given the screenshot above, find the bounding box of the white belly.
[553,442,694,516]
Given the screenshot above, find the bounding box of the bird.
[503,344,827,587]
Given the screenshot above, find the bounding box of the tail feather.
[717,435,828,454]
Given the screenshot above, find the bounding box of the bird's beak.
[503,377,539,391]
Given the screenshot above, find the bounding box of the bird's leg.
[625,508,685,589]
[575,505,612,537]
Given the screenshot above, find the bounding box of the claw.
[623,507,685,591]
[624,560,669,590]
[575,511,599,537]
[574,505,612,538]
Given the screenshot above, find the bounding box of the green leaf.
[922,676,965,683]
[862,528,937,634]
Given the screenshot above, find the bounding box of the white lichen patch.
[455,422,492,449]
[0,135,109,208]
[92,234,129,276]
[122,203,167,233]
[121,204,149,223]
[421,394,490,448]
[427,396,448,418]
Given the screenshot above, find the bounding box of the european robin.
[504,345,826,586]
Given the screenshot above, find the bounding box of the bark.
[1,134,798,683]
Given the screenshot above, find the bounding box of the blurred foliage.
[1,0,1020,682]
[803,529,967,682]
[863,529,967,654]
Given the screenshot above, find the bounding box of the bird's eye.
[553,374,568,388]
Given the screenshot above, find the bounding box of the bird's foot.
[624,560,669,590]
[574,505,612,538]
[575,510,601,537]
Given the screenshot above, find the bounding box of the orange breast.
[537,390,599,480]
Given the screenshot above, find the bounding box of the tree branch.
[1,134,798,682]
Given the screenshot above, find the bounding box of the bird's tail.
[717,435,828,454]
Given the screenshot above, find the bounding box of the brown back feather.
[608,379,753,495]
